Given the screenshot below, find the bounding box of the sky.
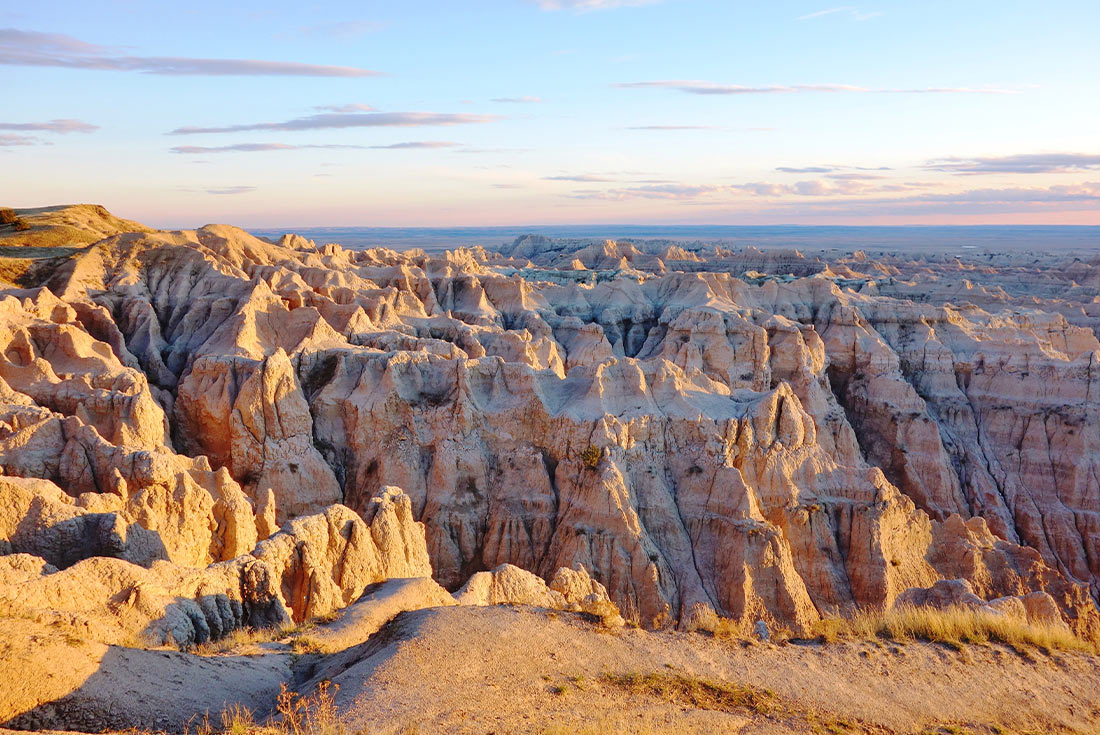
[2,0,1099,227]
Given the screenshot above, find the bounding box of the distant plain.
[247,224,1100,253]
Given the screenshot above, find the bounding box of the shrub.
[580,445,601,469]
[0,208,30,231]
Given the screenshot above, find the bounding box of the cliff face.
[1,206,1098,637]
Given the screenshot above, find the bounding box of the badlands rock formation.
[1,204,1099,655]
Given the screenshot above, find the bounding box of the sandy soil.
[4,603,1100,734]
[301,605,1100,735]
[0,618,290,733]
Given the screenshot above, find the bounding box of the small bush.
[0,208,29,230]
[580,445,601,469]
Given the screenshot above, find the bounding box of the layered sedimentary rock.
[0,485,431,646]
[1,204,1098,640]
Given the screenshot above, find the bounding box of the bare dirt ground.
[3,601,1099,735]
[303,605,1100,735]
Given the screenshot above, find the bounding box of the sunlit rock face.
[2,205,1098,637]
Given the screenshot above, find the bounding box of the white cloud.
[924,153,1100,175]
[0,133,37,146]
[0,28,379,77]
[797,7,881,21]
[0,118,98,133]
[170,112,499,135]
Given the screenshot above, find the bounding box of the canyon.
[1,204,1099,733]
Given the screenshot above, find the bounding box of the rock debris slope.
[1,205,1098,649]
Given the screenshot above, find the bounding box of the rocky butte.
[1,204,1100,734]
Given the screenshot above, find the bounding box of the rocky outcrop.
[252,488,432,623]
[456,562,622,622]
[894,578,1071,630]
[0,485,432,647]
[2,206,1098,640]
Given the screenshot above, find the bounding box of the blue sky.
[3,0,1099,227]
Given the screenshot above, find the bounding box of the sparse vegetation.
[601,670,889,733]
[812,604,1100,654]
[275,681,343,735]
[191,625,295,655]
[0,208,30,231]
[290,636,328,655]
[191,613,340,656]
[580,445,601,469]
[179,681,342,735]
[683,606,792,644]
[601,671,779,715]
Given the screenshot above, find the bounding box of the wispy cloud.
[0,118,98,133]
[0,133,36,146]
[615,80,1017,95]
[491,96,542,103]
[568,177,928,201]
[826,172,887,180]
[0,28,380,77]
[169,111,499,135]
[626,124,718,130]
[534,0,662,10]
[369,141,461,149]
[205,186,257,195]
[776,164,892,173]
[314,103,376,113]
[797,7,882,21]
[171,140,461,153]
[760,183,1100,216]
[893,182,1100,204]
[171,143,370,154]
[453,147,530,154]
[568,183,728,200]
[567,180,1100,214]
[924,153,1100,175]
[544,174,617,182]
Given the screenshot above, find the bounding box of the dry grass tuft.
[290,636,328,655]
[191,612,343,656]
[177,681,342,735]
[275,681,343,735]
[192,625,296,655]
[601,671,779,715]
[813,605,1100,654]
